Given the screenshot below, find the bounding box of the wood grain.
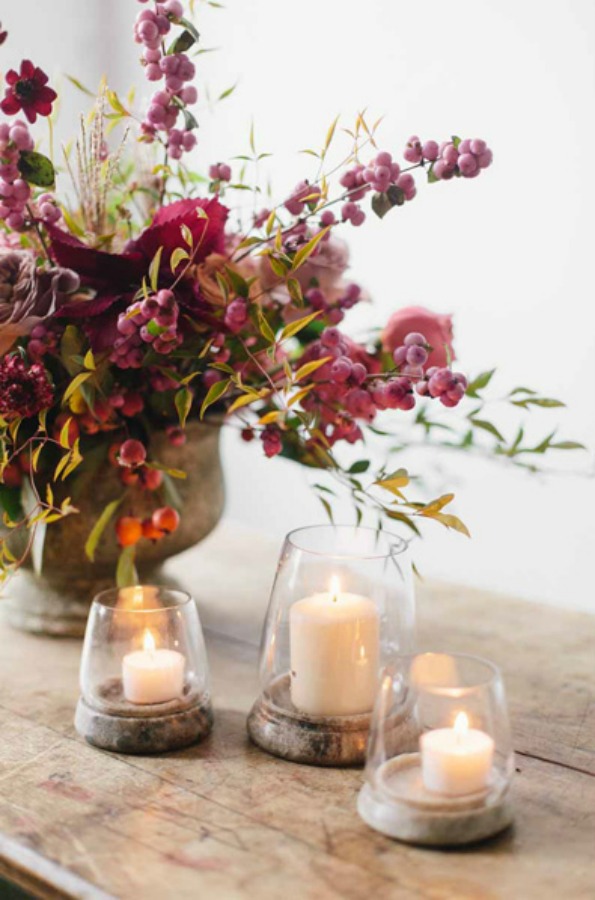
[0,524,592,899]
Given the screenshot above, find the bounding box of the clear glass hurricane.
[248,525,415,765]
[358,652,514,843]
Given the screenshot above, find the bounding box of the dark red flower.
[0,23,7,46]
[0,354,53,420]
[1,60,57,124]
[48,197,228,319]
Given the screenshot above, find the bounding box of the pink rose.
[382,305,455,367]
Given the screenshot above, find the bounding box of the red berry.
[141,467,163,490]
[115,516,142,547]
[141,518,164,541]
[119,439,147,468]
[2,462,22,488]
[152,506,180,534]
[120,468,140,487]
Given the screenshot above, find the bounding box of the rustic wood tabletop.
[0,524,593,899]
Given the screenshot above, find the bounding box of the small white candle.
[122,628,185,704]
[420,712,494,796]
[290,576,380,717]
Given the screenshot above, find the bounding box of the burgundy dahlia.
[0,354,53,420]
[0,60,57,124]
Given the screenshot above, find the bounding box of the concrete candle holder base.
[247,674,371,766]
[357,753,513,846]
[75,676,213,754]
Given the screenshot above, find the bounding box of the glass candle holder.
[247,525,415,766]
[358,652,514,845]
[75,586,213,754]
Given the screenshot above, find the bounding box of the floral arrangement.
[0,4,581,584]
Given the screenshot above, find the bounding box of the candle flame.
[329,575,341,602]
[454,711,469,734]
[143,629,156,653]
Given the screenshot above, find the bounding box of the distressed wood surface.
[0,523,593,899]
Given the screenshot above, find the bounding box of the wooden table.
[0,523,593,899]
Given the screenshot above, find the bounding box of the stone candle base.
[75,676,213,755]
[357,753,513,846]
[247,674,371,766]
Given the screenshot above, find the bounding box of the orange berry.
[152,506,180,534]
[141,467,163,491]
[120,468,140,487]
[141,518,164,541]
[115,516,142,547]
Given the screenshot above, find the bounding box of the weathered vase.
[3,421,224,636]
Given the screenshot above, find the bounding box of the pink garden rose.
[382,305,455,367]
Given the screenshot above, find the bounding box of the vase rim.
[286,524,409,560]
[92,585,193,612]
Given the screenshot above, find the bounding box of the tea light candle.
[420,712,494,796]
[290,576,380,716]
[122,628,185,704]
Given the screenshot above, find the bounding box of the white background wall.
[7,0,595,610]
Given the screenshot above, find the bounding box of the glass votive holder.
[247,525,415,766]
[357,652,514,845]
[75,586,213,754]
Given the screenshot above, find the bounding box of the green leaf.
[257,309,276,343]
[348,460,370,475]
[512,397,565,409]
[218,83,238,101]
[371,185,405,219]
[63,371,93,405]
[0,485,24,523]
[179,16,200,42]
[175,386,193,427]
[149,246,163,291]
[60,326,83,376]
[385,509,421,537]
[18,150,55,187]
[116,545,138,588]
[280,311,321,342]
[170,28,197,54]
[200,378,230,418]
[65,75,95,97]
[171,247,190,272]
[224,265,249,298]
[85,498,122,562]
[551,440,586,450]
[319,496,334,524]
[466,369,496,398]
[291,228,330,272]
[469,418,505,442]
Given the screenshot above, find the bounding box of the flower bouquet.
[0,3,581,619]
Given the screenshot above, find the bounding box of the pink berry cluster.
[0,354,53,420]
[224,298,248,333]
[209,162,232,184]
[297,327,468,446]
[112,289,182,368]
[135,0,198,160]
[304,282,361,326]
[36,192,61,225]
[261,425,283,458]
[338,151,416,227]
[284,180,321,216]
[390,332,468,407]
[0,119,33,231]
[403,135,493,180]
[26,321,63,361]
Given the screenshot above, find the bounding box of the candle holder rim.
[385,651,503,693]
[91,585,193,612]
[285,524,410,560]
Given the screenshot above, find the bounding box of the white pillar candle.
[290,576,380,717]
[420,712,494,796]
[122,628,185,704]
